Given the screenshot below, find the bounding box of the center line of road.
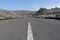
[27,22,34,40]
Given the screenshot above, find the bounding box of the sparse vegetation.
[0,9,36,19]
[34,7,60,19]
[0,7,60,19]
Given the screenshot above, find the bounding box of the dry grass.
[0,9,26,19]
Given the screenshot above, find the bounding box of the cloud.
[45,4,60,9]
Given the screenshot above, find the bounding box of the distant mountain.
[11,10,36,15]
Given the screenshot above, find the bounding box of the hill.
[0,9,36,19]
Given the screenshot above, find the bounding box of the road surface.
[0,18,60,40]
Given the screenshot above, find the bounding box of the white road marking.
[27,22,34,40]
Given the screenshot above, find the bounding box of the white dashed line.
[27,22,34,40]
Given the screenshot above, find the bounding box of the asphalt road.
[0,18,60,40]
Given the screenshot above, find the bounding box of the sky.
[0,0,60,11]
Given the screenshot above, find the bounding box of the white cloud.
[30,1,60,10]
[46,4,60,9]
